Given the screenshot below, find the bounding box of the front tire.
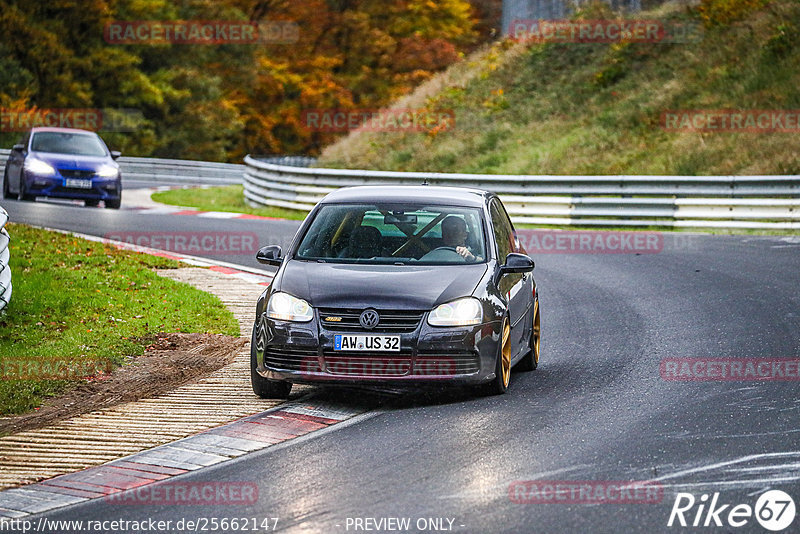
[19,179,34,202]
[250,325,292,399]
[2,169,16,200]
[481,318,511,395]
[516,297,540,371]
[85,199,100,207]
[105,196,121,209]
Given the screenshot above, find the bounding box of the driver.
[441,216,480,262]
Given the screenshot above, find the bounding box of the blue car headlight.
[267,292,314,322]
[97,164,119,178]
[428,297,483,327]
[24,158,55,176]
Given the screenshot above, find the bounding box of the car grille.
[52,186,97,195]
[322,350,412,376]
[59,169,96,179]
[318,308,424,333]
[414,352,480,375]
[264,346,318,372]
[267,347,479,377]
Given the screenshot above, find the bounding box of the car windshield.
[295,203,487,265]
[30,132,107,156]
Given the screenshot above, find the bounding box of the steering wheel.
[422,246,467,262]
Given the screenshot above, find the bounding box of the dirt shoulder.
[0,332,246,436]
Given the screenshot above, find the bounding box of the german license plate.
[333,334,400,352]
[65,178,92,189]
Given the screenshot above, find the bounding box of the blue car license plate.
[65,178,92,189]
[333,334,400,352]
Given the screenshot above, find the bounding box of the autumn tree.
[0,0,483,159]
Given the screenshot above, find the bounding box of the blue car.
[3,127,122,209]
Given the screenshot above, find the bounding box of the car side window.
[490,199,514,263]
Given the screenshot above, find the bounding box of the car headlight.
[428,297,483,327]
[24,158,55,176]
[267,292,313,322]
[96,164,119,178]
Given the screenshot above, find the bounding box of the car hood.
[30,151,115,171]
[277,261,488,310]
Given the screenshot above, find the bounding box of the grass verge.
[152,186,309,221]
[0,224,240,415]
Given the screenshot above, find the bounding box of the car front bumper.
[24,173,121,201]
[255,315,502,386]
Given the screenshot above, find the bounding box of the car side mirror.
[256,245,283,266]
[494,253,534,285]
[110,150,122,160]
[503,253,535,273]
[12,144,24,152]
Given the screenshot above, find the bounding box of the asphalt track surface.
[3,193,800,533]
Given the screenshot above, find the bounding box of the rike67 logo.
[668,490,796,531]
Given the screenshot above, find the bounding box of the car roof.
[320,185,492,207]
[29,127,99,136]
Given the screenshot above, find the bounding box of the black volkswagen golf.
[251,186,540,397]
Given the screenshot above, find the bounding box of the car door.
[6,132,29,194]
[489,198,529,356]
[506,202,535,349]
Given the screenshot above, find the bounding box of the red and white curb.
[129,206,280,221]
[0,400,376,518]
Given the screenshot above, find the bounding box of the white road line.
[652,451,800,482]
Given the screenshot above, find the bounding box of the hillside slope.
[319,0,800,175]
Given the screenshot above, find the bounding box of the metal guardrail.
[117,156,244,185]
[0,206,11,313]
[0,149,243,186]
[243,155,800,229]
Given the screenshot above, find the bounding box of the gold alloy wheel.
[533,299,540,365]
[501,320,511,388]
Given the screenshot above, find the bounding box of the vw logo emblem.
[359,309,380,330]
